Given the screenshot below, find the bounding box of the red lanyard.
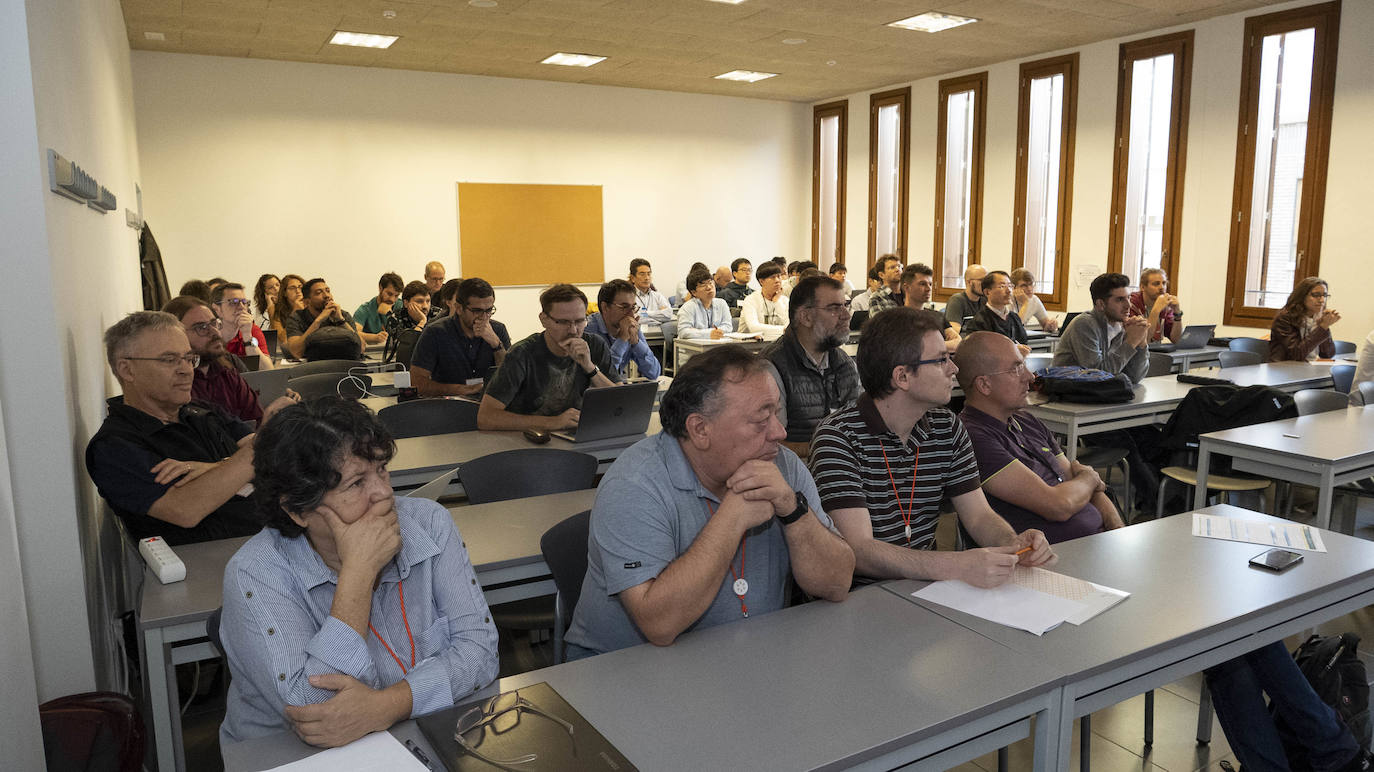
[706,500,749,618]
[879,442,920,545]
[369,580,416,674]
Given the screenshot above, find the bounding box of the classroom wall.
[130,53,812,340]
[830,0,1374,342]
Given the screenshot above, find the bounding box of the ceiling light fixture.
[781,38,806,45]
[705,0,749,4]
[144,31,165,41]
[887,11,978,33]
[541,52,607,67]
[469,0,498,7]
[329,30,399,48]
[714,70,778,83]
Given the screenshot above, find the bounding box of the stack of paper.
[1191,512,1327,552]
[913,566,1130,636]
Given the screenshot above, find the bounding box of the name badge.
[465,377,484,386]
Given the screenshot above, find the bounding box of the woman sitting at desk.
[1268,276,1340,362]
[219,397,498,747]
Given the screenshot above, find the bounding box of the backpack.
[1032,366,1136,404]
[1275,633,1372,766]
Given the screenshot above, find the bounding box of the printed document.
[913,566,1129,636]
[1192,513,1327,552]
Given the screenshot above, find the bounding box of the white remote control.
[139,536,186,584]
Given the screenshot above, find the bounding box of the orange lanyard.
[368,580,416,674]
[879,442,920,545]
[706,500,750,618]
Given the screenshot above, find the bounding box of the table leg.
[1065,425,1080,463]
[1035,687,1069,772]
[143,625,180,772]
[1194,443,1212,510]
[1316,468,1335,530]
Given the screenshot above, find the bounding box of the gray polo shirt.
[564,431,832,657]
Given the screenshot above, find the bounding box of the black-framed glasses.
[218,297,250,308]
[908,354,955,369]
[813,300,852,315]
[454,690,575,767]
[1310,292,1332,300]
[122,354,200,368]
[464,305,497,317]
[187,318,223,337]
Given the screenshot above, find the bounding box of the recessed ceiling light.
[887,11,978,33]
[469,0,498,6]
[781,38,806,45]
[144,31,166,41]
[541,52,608,67]
[705,0,749,4]
[329,30,399,48]
[714,70,778,83]
[382,9,397,19]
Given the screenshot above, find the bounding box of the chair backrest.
[1218,350,1262,369]
[1227,337,1268,357]
[206,606,224,653]
[286,372,371,401]
[540,509,592,629]
[1024,353,1053,375]
[288,358,360,378]
[1294,388,1350,416]
[1333,340,1357,355]
[1147,352,1173,377]
[458,448,598,504]
[40,692,146,772]
[1331,364,1355,394]
[1358,381,1374,407]
[660,320,677,371]
[389,329,422,367]
[378,398,479,438]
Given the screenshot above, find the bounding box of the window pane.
[1121,54,1174,289]
[1244,28,1314,309]
[818,114,840,261]
[1022,74,1063,295]
[942,91,975,288]
[874,103,901,256]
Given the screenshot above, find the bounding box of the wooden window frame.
[1223,1,1340,327]
[811,100,848,266]
[1107,30,1194,293]
[1012,54,1078,312]
[933,73,987,301]
[867,87,910,269]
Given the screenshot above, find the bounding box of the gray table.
[1196,405,1374,530]
[1161,344,1228,371]
[673,336,770,371]
[224,585,1065,771]
[883,504,1374,764]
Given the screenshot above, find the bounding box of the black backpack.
[1275,633,1372,766]
[1032,366,1136,404]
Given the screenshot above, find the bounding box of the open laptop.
[261,328,279,358]
[241,367,290,409]
[1148,324,1216,353]
[551,381,658,444]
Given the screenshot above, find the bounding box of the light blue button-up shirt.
[676,297,734,339]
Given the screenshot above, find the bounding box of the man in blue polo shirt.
[586,279,661,380]
[410,278,510,397]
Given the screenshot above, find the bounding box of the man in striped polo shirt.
[808,307,1054,586]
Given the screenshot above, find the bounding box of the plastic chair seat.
[1075,446,1129,468]
[490,597,554,630]
[1159,466,1271,492]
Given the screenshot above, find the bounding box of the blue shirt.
[675,297,733,339]
[219,497,499,743]
[585,312,662,380]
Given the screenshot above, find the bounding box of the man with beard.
[284,278,373,360]
[164,296,297,426]
[944,263,988,333]
[760,276,861,457]
[477,283,619,432]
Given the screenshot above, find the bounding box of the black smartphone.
[1250,549,1304,572]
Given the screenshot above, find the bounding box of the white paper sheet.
[266,732,429,772]
[913,567,1130,635]
[1014,567,1130,625]
[1192,513,1327,552]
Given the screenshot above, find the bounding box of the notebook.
[551,381,657,444]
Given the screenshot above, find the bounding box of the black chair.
[1333,339,1357,355]
[377,398,479,438]
[1146,352,1173,377]
[539,510,592,664]
[1227,338,1267,357]
[1358,381,1374,407]
[1294,388,1350,416]
[206,607,224,654]
[286,372,371,400]
[39,692,146,772]
[287,358,361,378]
[1218,350,1262,369]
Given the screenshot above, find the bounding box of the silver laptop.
[1150,324,1215,353]
[241,368,291,410]
[551,381,658,443]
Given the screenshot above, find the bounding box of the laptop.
[1148,324,1216,353]
[261,328,278,358]
[551,381,658,444]
[241,367,290,410]
[849,309,869,331]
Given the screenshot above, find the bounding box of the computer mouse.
[523,428,551,444]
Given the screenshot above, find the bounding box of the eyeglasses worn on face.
[980,362,1027,379]
[606,302,636,312]
[453,690,575,767]
[188,318,223,336]
[547,315,588,328]
[464,305,497,317]
[123,354,201,368]
[1310,292,1332,300]
[814,301,852,315]
[218,298,250,308]
[909,354,955,369]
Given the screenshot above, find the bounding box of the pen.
[405,738,434,770]
[1014,547,1031,556]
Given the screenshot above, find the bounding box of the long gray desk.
[883,504,1374,764]
[1161,344,1227,371]
[1028,362,1337,461]
[223,585,1065,771]
[1196,405,1374,531]
[448,488,596,605]
[673,335,770,371]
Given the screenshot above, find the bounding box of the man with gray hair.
[86,311,283,545]
[564,345,855,658]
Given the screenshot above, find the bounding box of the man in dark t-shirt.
[411,278,510,397]
[283,278,369,360]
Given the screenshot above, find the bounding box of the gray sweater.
[1051,308,1149,383]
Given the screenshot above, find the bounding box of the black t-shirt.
[86,397,261,545]
[485,333,618,415]
[285,306,362,360]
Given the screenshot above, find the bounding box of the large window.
[1108,31,1193,293]
[812,100,847,266]
[1224,2,1339,326]
[1013,54,1077,310]
[868,88,910,265]
[934,73,986,297]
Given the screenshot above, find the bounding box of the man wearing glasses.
[738,261,789,339]
[586,279,661,380]
[166,296,273,425]
[411,278,512,398]
[808,308,1054,586]
[86,311,282,545]
[478,283,618,432]
[962,270,1030,347]
[760,276,860,458]
[212,282,276,369]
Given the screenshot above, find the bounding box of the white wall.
[832,0,1374,341]
[131,54,811,340]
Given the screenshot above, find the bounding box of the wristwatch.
[584,366,599,377]
[777,490,809,526]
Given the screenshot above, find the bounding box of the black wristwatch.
[777,490,809,526]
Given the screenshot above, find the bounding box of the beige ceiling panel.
[267,0,349,12]
[122,12,187,34]
[129,33,187,49]
[250,40,326,56]
[122,0,183,14]
[647,14,778,43]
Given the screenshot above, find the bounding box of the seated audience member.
[829,262,853,294]
[956,332,1123,541]
[252,274,279,330]
[738,261,789,338]
[411,278,510,397]
[212,282,275,369]
[1010,268,1059,332]
[629,258,674,330]
[867,254,904,314]
[943,264,988,332]
[478,284,618,432]
[850,263,883,313]
[387,281,432,333]
[718,258,755,307]
[586,279,662,380]
[901,263,959,352]
[422,261,448,320]
[1129,268,1184,343]
[86,312,272,545]
[808,308,1054,586]
[1052,272,1149,383]
[1353,328,1374,398]
[165,296,295,425]
[1269,276,1340,362]
[435,278,461,318]
[760,276,860,456]
[676,266,734,340]
[563,346,854,658]
[780,261,803,297]
[963,270,1029,346]
[269,273,305,345]
[285,278,371,360]
[179,279,213,303]
[353,272,403,335]
[675,262,709,304]
[207,277,229,296]
[218,398,498,746]
[713,266,732,292]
